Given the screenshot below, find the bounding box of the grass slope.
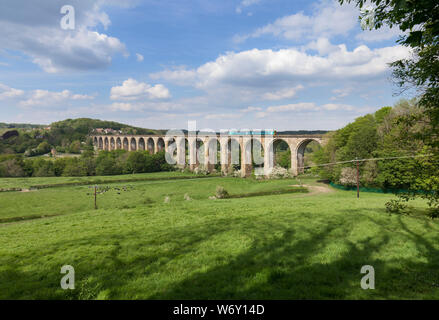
[0,171,212,190]
[0,174,437,299]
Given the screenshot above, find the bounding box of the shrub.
[385,199,408,214]
[427,208,439,219]
[215,186,229,199]
[232,169,242,177]
[267,165,290,179]
[194,165,209,175]
[339,167,357,186]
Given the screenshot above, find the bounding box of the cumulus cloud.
[0,0,129,73]
[136,53,144,62]
[110,78,171,101]
[19,89,95,107]
[0,83,24,100]
[235,0,357,43]
[151,43,410,99]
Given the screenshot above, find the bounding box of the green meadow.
[0,172,438,299]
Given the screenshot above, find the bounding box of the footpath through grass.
[0,173,437,299]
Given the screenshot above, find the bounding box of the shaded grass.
[0,175,437,299]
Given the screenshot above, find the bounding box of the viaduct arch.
[91,133,326,177]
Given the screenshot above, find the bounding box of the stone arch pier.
[91,133,326,177]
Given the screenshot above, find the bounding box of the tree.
[32,158,55,177]
[36,141,51,155]
[0,159,24,177]
[339,0,438,144]
[62,158,87,177]
[340,0,439,214]
[95,151,122,176]
[126,151,148,173]
[68,140,81,154]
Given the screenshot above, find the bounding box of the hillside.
[0,118,164,155]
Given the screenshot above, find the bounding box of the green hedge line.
[226,187,308,199]
[329,182,429,194]
[0,174,221,192]
[28,174,221,190]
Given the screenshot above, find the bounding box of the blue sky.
[0,0,412,131]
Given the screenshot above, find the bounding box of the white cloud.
[0,83,24,100]
[235,0,357,42]
[255,102,355,118]
[356,25,404,42]
[262,85,304,101]
[330,87,353,100]
[266,102,318,113]
[205,113,241,120]
[19,89,94,107]
[321,103,354,111]
[152,44,410,97]
[236,0,261,14]
[241,106,262,113]
[136,53,144,62]
[0,1,129,73]
[110,78,171,101]
[111,102,136,111]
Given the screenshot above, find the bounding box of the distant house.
[44,126,51,131]
[94,128,121,135]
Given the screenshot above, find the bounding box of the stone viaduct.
[91,132,326,177]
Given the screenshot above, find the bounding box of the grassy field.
[0,173,438,299]
[0,171,211,190]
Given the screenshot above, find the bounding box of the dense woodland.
[313,99,438,213]
[0,149,173,178]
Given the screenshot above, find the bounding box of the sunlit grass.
[0,173,437,299]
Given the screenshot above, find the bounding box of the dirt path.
[289,183,335,197]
